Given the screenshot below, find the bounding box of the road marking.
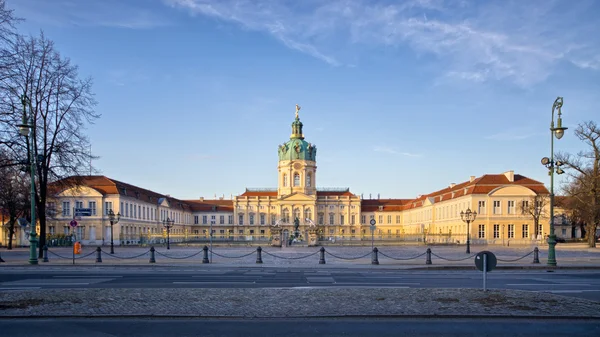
[2,282,91,286]
[53,275,123,278]
[506,283,592,286]
[173,281,255,285]
[0,287,41,291]
[335,282,420,286]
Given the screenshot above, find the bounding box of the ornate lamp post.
[163,217,175,249]
[541,97,567,267]
[108,209,121,254]
[460,208,477,254]
[17,94,38,265]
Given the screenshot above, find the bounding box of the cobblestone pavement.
[1,288,599,318]
[1,243,599,268]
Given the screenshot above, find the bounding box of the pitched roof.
[184,200,234,212]
[362,172,549,212]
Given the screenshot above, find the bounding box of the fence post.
[149,246,156,263]
[95,247,102,263]
[426,248,432,265]
[533,247,540,264]
[202,245,210,263]
[319,247,326,264]
[372,247,379,265]
[256,246,263,264]
[42,245,49,262]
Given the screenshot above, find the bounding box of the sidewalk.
[1,244,599,269]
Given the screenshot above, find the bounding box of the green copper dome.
[278,109,317,161]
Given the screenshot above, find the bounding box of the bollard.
[256,246,263,264]
[319,247,326,264]
[95,247,102,263]
[202,245,210,263]
[533,247,540,264]
[42,245,49,262]
[0,251,4,263]
[149,246,156,263]
[426,248,432,265]
[372,247,379,265]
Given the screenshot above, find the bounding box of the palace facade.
[36,107,553,247]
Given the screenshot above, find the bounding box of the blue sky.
[8,0,600,200]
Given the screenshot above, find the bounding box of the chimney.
[369,193,372,199]
[199,197,204,202]
[469,176,476,183]
[504,170,514,182]
[377,193,380,199]
[449,183,456,189]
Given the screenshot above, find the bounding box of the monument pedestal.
[270,228,282,247]
[308,228,318,246]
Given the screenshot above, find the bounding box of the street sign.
[370,218,376,231]
[475,251,497,272]
[70,220,78,227]
[74,208,92,216]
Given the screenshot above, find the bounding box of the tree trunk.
[589,223,598,248]
[7,217,15,249]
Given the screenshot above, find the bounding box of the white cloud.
[164,0,600,86]
[374,146,421,157]
[485,129,540,141]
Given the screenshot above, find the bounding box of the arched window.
[306,173,312,187]
[304,209,312,220]
[282,209,290,223]
[294,173,300,186]
[283,173,288,187]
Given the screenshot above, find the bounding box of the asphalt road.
[0,318,598,336]
[1,267,599,302]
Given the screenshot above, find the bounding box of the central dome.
[278,138,316,161]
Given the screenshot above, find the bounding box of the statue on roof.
[295,104,301,119]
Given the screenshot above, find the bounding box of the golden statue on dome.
[295,104,301,119]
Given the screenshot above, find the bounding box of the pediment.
[423,197,435,206]
[278,192,316,202]
[158,197,170,207]
[58,186,103,198]
[489,185,537,197]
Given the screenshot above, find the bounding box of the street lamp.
[17,94,38,265]
[460,208,477,254]
[541,96,567,267]
[108,209,121,254]
[163,217,175,249]
[369,218,376,252]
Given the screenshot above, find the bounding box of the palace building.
[36,106,552,248]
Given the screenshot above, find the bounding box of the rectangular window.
[318,214,324,225]
[249,214,255,225]
[88,201,96,215]
[239,214,244,225]
[62,202,70,216]
[329,214,334,225]
[75,201,83,210]
[202,216,207,225]
[561,229,566,236]
[194,216,199,224]
[228,215,233,224]
[260,214,265,225]
[522,224,529,238]
[493,224,500,238]
[351,215,355,225]
[493,201,501,214]
[478,224,485,239]
[220,215,225,224]
[508,224,514,238]
[521,200,529,214]
[507,201,515,214]
[378,215,383,224]
[271,215,276,226]
[396,215,401,224]
[361,215,366,224]
[125,203,129,217]
[138,206,141,219]
[104,202,112,215]
[387,215,392,224]
[478,201,486,215]
[340,215,345,225]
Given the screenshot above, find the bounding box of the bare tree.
[518,195,549,239]
[0,150,29,249]
[0,33,99,256]
[556,121,600,248]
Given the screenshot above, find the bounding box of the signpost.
[70,219,78,265]
[475,251,497,291]
[210,220,215,263]
[370,219,376,252]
